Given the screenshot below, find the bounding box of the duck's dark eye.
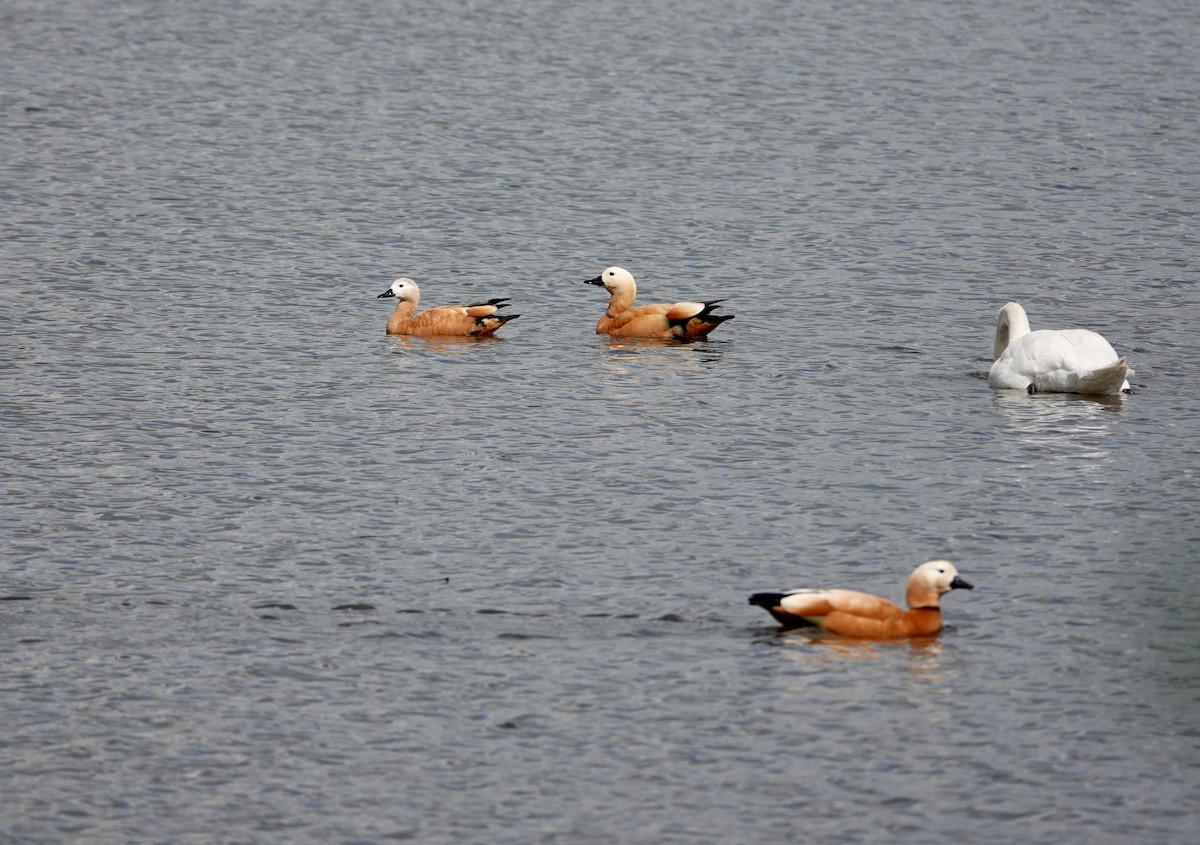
[607,271,615,276]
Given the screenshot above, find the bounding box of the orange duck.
[583,266,733,339]
[749,560,973,638]
[377,277,518,337]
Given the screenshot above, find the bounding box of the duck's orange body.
[378,277,518,337]
[584,266,733,339]
[749,561,973,638]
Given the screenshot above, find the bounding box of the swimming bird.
[748,560,973,638]
[988,301,1130,395]
[377,277,518,337]
[583,266,733,339]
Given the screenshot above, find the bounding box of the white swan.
[988,302,1131,395]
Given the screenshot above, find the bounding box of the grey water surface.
[3,0,1199,842]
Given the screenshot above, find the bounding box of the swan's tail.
[1037,357,1130,395]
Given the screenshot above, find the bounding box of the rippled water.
[4,0,1200,842]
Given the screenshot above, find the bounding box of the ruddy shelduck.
[377,277,518,337]
[749,560,973,638]
[989,301,1131,395]
[583,266,733,339]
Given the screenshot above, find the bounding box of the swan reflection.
[988,388,1126,479]
[993,389,1123,438]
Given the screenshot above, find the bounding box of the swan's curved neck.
[994,303,1031,359]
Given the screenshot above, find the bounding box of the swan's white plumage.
[988,302,1131,395]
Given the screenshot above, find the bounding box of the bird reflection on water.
[764,629,950,685]
[991,389,1126,470]
[599,335,730,370]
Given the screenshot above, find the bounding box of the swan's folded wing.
[1038,356,1129,395]
[1014,329,1118,373]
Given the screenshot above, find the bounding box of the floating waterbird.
[988,301,1130,395]
[583,266,733,339]
[748,560,973,638]
[377,277,518,337]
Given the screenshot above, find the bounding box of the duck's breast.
[820,608,942,638]
[600,305,676,337]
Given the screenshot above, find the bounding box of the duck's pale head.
[378,277,421,304]
[907,560,973,608]
[584,266,637,296]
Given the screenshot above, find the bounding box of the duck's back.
[765,588,939,637]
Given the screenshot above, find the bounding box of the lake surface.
[3,0,1199,842]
